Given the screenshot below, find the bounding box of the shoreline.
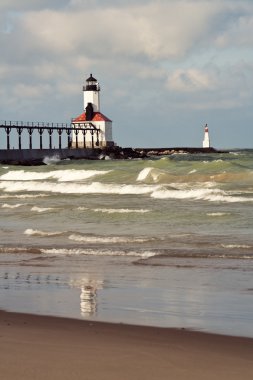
[1,310,253,380]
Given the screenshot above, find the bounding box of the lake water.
[0,150,253,337]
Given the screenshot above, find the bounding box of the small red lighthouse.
[202,124,210,148]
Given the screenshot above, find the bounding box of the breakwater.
[0,146,223,165]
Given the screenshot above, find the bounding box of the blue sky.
[1,0,253,149]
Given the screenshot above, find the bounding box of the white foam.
[0,169,112,182]
[43,155,61,165]
[69,234,151,244]
[31,206,55,213]
[93,208,150,214]
[137,167,166,182]
[41,247,157,258]
[24,228,64,237]
[151,188,253,203]
[0,181,159,195]
[221,244,251,249]
[0,193,48,199]
[207,212,231,216]
[1,203,24,208]
[137,167,153,181]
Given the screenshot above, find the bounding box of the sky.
[1,0,253,149]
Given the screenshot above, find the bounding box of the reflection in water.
[0,271,62,289]
[70,278,103,318]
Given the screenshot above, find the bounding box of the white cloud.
[1,0,253,147]
[15,2,221,60]
[167,69,215,92]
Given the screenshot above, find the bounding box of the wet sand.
[0,310,253,380]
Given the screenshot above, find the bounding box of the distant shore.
[0,310,253,380]
[0,146,226,165]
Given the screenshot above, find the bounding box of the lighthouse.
[202,124,210,148]
[71,74,114,148]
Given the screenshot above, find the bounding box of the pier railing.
[0,121,100,150]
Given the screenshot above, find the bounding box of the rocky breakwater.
[0,146,223,165]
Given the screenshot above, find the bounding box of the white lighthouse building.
[71,74,114,148]
[202,124,210,148]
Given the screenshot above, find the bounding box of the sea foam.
[24,228,65,237]
[2,203,24,208]
[41,247,157,258]
[0,180,159,195]
[31,206,56,213]
[151,188,253,203]
[93,208,150,214]
[0,169,112,182]
[137,167,167,182]
[68,234,152,244]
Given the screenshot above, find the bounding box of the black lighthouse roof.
[86,73,97,82]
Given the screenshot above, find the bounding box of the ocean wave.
[1,203,24,209]
[221,244,252,249]
[31,206,56,213]
[68,233,152,244]
[43,155,61,165]
[41,248,157,258]
[0,193,48,199]
[77,207,149,214]
[0,181,159,195]
[93,208,150,214]
[0,246,41,254]
[206,212,231,216]
[137,167,159,182]
[0,169,112,182]
[136,166,251,186]
[135,250,253,261]
[151,188,253,202]
[24,228,66,237]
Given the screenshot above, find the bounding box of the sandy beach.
[0,310,252,380]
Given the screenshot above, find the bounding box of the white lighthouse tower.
[71,74,114,148]
[83,73,100,112]
[202,124,210,148]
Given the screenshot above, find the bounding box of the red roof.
[72,112,112,123]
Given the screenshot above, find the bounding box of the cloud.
[167,69,215,92]
[0,0,69,12]
[13,2,221,61]
[1,0,253,147]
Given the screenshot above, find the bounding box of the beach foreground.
[0,310,253,380]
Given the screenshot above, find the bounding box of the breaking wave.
[41,248,157,258]
[2,203,24,209]
[0,180,159,195]
[68,233,153,244]
[31,206,56,213]
[24,229,66,237]
[43,155,61,165]
[0,246,42,254]
[92,208,150,214]
[0,169,112,182]
[1,179,252,202]
[221,244,252,249]
[151,188,253,203]
[0,193,48,199]
[207,212,231,216]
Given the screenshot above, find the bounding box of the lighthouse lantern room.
[71,74,114,148]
